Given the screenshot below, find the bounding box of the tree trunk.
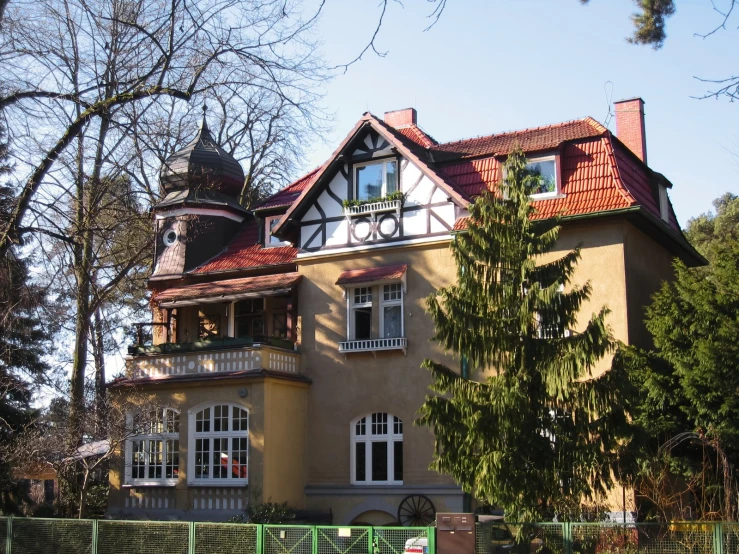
[92,306,106,438]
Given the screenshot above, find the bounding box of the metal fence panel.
[263,525,314,554]
[571,522,715,554]
[373,526,429,554]
[0,517,6,554]
[316,526,370,554]
[194,522,259,554]
[476,521,565,554]
[10,517,93,554]
[97,520,190,554]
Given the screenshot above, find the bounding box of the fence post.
[5,515,11,554]
[427,525,436,554]
[256,524,263,554]
[563,522,572,554]
[714,522,724,554]
[368,526,374,554]
[91,519,98,554]
[311,526,318,554]
[188,521,196,554]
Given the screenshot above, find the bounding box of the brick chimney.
[614,98,647,164]
[384,108,417,128]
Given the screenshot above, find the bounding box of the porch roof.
[152,272,301,307]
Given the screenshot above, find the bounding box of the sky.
[300,0,739,227]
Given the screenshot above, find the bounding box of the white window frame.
[658,184,669,222]
[265,215,288,247]
[534,284,571,339]
[187,403,249,486]
[354,159,398,201]
[124,408,180,486]
[348,286,373,341]
[350,412,403,486]
[525,155,560,199]
[380,283,404,339]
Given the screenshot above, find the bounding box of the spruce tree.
[417,149,633,520]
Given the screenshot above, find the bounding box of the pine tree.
[417,149,634,520]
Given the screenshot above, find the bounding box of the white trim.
[350,413,403,486]
[296,236,452,261]
[338,337,407,355]
[187,402,249,486]
[354,159,398,201]
[155,208,246,223]
[265,215,289,247]
[162,227,179,247]
[343,199,402,218]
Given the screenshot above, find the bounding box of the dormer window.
[265,215,288,247]
[355,160,397,201]
[526,156,559,198]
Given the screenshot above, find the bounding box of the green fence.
[475,520,739,554]
[0,517,434,554]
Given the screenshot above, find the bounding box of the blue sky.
[303,0,739,227]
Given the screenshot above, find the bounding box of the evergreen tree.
[417,149,633,520]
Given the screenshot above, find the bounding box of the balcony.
[338,337,407,356]
[343,198,402,218]
[127,337,300,379]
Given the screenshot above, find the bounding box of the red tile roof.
[395,124,438,148]
[192,221,297,274]
[432,118,606,160]
[335,264,408,286]
[152,272,301,305]
[255,167,321,210]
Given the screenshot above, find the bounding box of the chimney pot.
[614,98,647,164]
[384,108,417,128]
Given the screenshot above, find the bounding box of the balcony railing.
[127,341,300,379]
[338,337,407,355]
[343,198,402,218]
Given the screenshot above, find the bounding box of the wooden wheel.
[397,494,436,526]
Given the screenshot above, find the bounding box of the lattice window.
[351,412,403,485]
[189,404,249,484]
[125,408,180,485]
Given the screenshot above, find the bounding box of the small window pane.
[371,441,388,481]
[355,417,366,436]
[353,287,372,305]
[196,408,211,433]
[394,441,403,482]
[383,305,402,338]
[272,312,288,338]
[147,440,163,479]
[166,440,179,479]
[383,283,402,302]
[386,161,397,194]
[213,438,228,478]
[355,442,366,482]
[526,159,557,195]
[132,440,145,479]
[371,413,388,436]
[394,416,403,436]
[357,164,383,200]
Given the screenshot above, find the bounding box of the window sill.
[350,481,404,487]
[338,337,407,356]
[123,480,178,487]
[343,199,402,217]
[187,480,248,487]
[530,192,566,200]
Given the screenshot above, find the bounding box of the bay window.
[126,408,180,486]
[188,404,249,485]
[351,412,403,485]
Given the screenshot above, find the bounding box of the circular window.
[163,227,179,247]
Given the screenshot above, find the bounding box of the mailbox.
[436,512,475,554]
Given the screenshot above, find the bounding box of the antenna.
[603,81,614,129]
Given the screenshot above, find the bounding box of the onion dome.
[160,109,245,197]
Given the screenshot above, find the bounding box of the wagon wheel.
[397,495,436,526]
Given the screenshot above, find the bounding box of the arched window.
[126,408,180,485]
[351,413,403,485]
[188,404,248,484]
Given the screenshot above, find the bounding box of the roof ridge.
[583,116,608,134]
[601,134,638,207]
[437,117,605,148]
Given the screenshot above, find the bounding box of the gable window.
[350,287,373,340]
[355,160,397,201]
[126,408,180,486]
[188,404,249,484]
[265,216,288,247]
[351,413,403,485]
[525,156,559,198]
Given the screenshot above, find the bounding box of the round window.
[163,227,179,247]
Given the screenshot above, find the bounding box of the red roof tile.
[395,124,438,148]
[335,264,408,286]
[433,118,605,160]
[153,272,301,305]
[256,167,321,210]
[192,221,297,274]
